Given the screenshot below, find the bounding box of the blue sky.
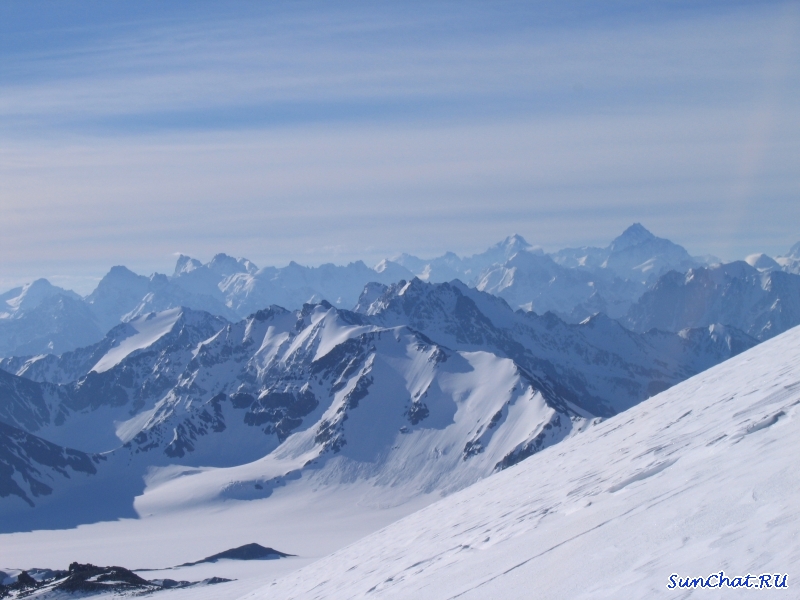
[1,1,798,294]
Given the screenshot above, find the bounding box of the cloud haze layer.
[1,1,798,294]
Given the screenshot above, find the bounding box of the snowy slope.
[0,322,792,598]
[245,323,800,600]
[131,342,580,518]
[0,309,230,454]
[90,308,184,373]
[0,283,754,531]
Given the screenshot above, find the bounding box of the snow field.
[241,324,800,599]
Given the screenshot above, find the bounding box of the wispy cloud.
[0,1,798,290]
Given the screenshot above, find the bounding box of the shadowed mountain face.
[0,421,101,508]
[179,543,292,566]
[357,279,757,415]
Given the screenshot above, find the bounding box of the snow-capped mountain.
[446,224,705,320]
[776,241,800,274]
[86,256,415,332]
[86,266,239,332]
[0,308,230,450]
[214,259,414,317]
[622,261,800,340]
[745,252,781,272]
[474,249,642,320]
[552,222,702,284]
[0,304,584,532]
[357,279,755,415]
[250,321,800,600]
[0,280,103,357]
[390,234,534,283]
[479,223,708,319]
[0,279,81,317]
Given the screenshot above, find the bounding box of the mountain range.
[0,278,754,532]
[3,225,799,361]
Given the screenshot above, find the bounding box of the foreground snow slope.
[247,324,800,599]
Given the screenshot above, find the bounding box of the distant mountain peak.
[485,234,532,256]
[787,241,800,260]
[2,278,81,314]
[609,223,656,252]
[105,265,142,281]
[501,233,531,248]
[207,253,256,276]
[745,253,780,271]
[173,255,202,276]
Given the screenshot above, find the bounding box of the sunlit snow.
[91,308,183,373]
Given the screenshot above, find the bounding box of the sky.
[1,0,798,295]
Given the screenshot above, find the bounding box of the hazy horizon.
[2,1,798,294]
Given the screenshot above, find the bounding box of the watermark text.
[667,572,788,590]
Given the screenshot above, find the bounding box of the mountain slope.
[249,323,800,600]
[0,225,743,358]
[1,283,753,467]
[469,224,702,320]
[0,304,585,532]
[217,261,416,316]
